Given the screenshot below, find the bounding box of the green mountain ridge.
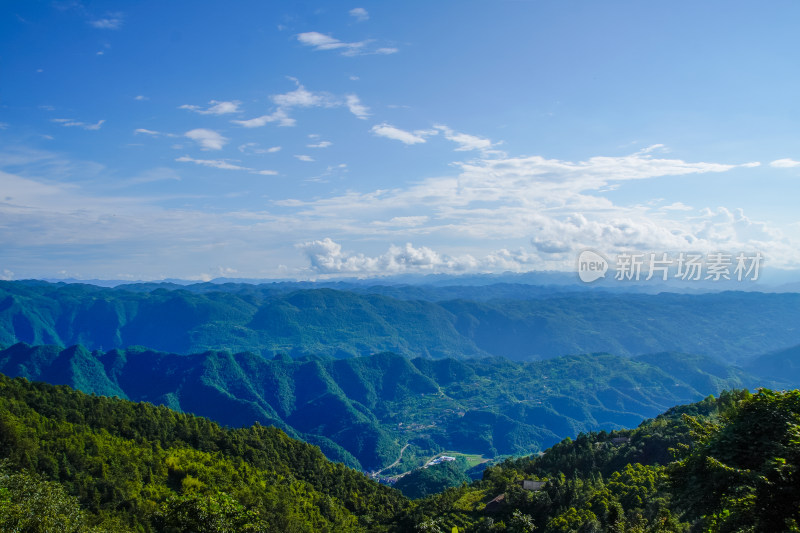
[1,342,785,474]
[3,281,800,361]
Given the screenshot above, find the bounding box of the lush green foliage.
[0,374,405,532]
[3,280,800,361]
[0,343,762,472]
[4,372,800,532]
[394,457,471,500]
[395,389,800,532]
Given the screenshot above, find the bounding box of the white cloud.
[281,146,790,271]
[134,95,148,101]
[185,128,227,150]
[176,155,278,176]
[239,143,282,154]
[134,128,160,136]
[295,155,315,162]
[297,238,541,275]
[233,81,364,128]
[371,123,434,145]
[232,108,295,128]
[296,31,397,56]
[349,7,369,22]
[89,15,123,29]
[176,156,249,171]
[660,202,694,211]
[52,118,105,130]
[434,124,494,152]
[770,158,800,168]
[346,94,369,119]
[180,100,241,115]
[307,141,332,148]
[297,31,365,54]
[3,144,794,280]
[272,83,331,108]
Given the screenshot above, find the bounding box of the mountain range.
[3,280,800,361]
[1,342,791,472]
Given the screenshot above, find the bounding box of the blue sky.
[1,0,799,281]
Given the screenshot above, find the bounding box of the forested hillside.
[2,281,800,360]
[401,388,800,532]
[4,376,800,532]
[0,343,782,473]
[0,374,405,532]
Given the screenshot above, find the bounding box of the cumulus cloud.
[295,155,314,162]
[370,123,436,145]
[349,7,369,22]
[280,146,792,272]
[307,141,332,148]
[52,118,105,130]
[185,128,227,150]
[298,238,542,275]
[180,100,241,115]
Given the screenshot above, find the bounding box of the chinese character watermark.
[577,250,762,283]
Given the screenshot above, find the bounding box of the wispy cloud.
[295,155,315,162]
[232,108,295,128]
[134,95,148,101]
[370,123,435,145]
[434,124,495,152]
[233,79,363,128]
[88,13,123,29]
[239,143,282,154]
[273,82,333,108]
[52,118,105,130]
[176,156,250,171]
[346,94,369,119]
[180,100,241,115]
[176,155,277,175]
[296,31,397,56]
[307,141,332,148]
[349,8,369,22]
[185,129,227,150]
[770,158,800,168]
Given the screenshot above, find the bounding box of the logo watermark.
[576,250,763,283]
[577,250,609,283]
